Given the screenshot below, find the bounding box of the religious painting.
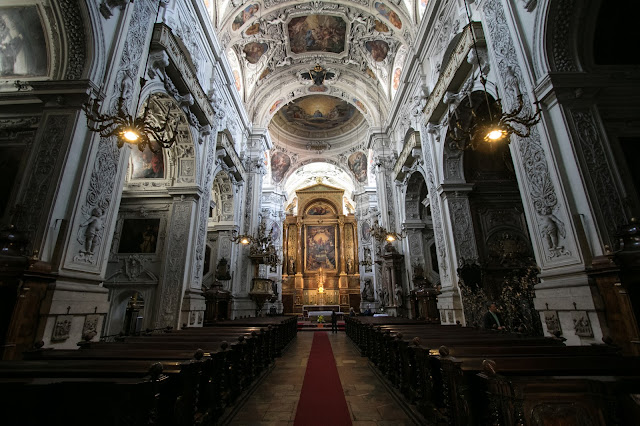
[308,85,327,93]
[233,69,242,92]
[374,2,402,29]
[131,148,164,179]
[353,98,367,114]
[287,15,346,54]
[306,203,333,216]
[393,67,402,90]
[373,20,389,33]
[419,0,429,18]
[245,23,260,36]
[269,99,283,114]
[271,151,291,183]
[305,225,337,271]
[270,222,281,244]
[232,4,259,31]
[365,40,389,62]
[348,151,368,183]
[118,219,161,254]
[361,221,372,243]
[277,95,356,131]
[243,42,268,64]
[260,68,272,80]
[0,6,48,77]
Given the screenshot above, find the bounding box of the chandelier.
[370,220,404,243]
[230,230,254,246]
[230,223,281,268]
[83,93,180,153]
[83,1,179,153]
[447,4,541,150]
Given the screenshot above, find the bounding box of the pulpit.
[248,255,275,316]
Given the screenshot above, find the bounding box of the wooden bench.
[345,316,640,425]
[0,316,297,426]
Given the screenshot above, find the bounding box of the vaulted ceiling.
[209,0,429,188]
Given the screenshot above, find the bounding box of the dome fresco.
[276,95,357,132]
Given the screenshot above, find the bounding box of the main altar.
[281,182,361,315]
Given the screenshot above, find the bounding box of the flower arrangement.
[317,315,325,323]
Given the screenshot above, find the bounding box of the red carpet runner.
[294,332,352,425]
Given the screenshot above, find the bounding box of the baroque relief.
[74,0,156,267]
[13,114,68,253]
[420,123,449,280]
[570,110,627,247]
[449,198,478,263]
[160,202,191,326]
[483,0,571,261]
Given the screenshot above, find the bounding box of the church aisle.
[226,331,416,425]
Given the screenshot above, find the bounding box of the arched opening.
[104,92,194,332]
[444,91,541,334]
[404,170,440,320]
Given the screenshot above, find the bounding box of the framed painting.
[348,151,367,183]
[118,218,160,254]
[131,148,164,179]
[305,225,337,272]
[0,6,48,78]
[271,151,291,183]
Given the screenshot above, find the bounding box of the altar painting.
[305,225,337,271]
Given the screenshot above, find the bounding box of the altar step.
[297,321,345,331]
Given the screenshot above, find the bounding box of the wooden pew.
[0,316,297,426]
[345,316,640,426]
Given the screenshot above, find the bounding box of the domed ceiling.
[208,1,427,187]
[271,95,365,139]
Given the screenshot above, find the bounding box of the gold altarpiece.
[281,183,360,314]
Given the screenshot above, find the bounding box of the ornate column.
[351,222,360,276]
[156,191,199,328]
[440,185,479,266]
[419,123,457,324]
[338,216,347,276]
[20,0,158,347]
[481,0,615,344]
[283,221,290,276]
[295,216,304,283]
[439,184,479,325]
[232,129,269,317]
[179,125,219,329]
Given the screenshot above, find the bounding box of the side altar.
[280,182,361,315]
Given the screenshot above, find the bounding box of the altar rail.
[0,316,297,426]
[345,316,640,425]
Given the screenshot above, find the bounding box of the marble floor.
[225,331,417,426]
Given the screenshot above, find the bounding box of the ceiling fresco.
[214,1,419,191]
[276,95,357,132]
[287,15,347,54]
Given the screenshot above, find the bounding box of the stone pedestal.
[40,281,109,350]
[180,289,206,328]
[437,287,464,325]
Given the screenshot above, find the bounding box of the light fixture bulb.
[240,237,250,245]
[386,234,396,242]
[485,129,506,142]
[122,129,140,142]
